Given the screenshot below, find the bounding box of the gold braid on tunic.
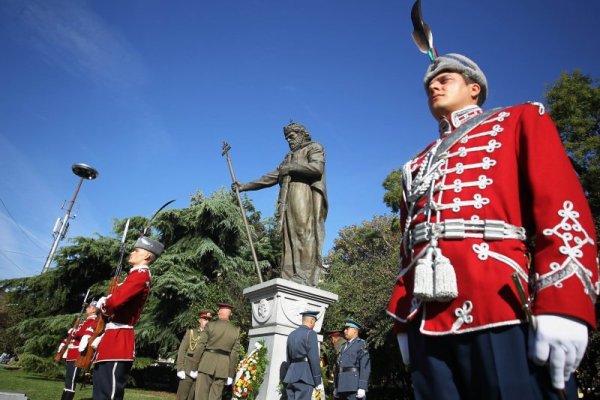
[188,328,202,351]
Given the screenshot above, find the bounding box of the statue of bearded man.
[234,122,327,287]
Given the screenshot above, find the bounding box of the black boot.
[61,390,75,400]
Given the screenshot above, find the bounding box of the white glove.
[96,296,107,311]
[397,332,410,366]
[177,370,186,380]
[226,377,233,385]
[356,388,366,398]
[91,335,103,349]
[528,315,588,390]
[57,343,65,353]
[189,370,198,379]
[78,335,90,352]
[333,388,337,397]
[315,383,324,391]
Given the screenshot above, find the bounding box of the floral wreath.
[233,340,269,399]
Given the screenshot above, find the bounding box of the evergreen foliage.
[16,353,63,378]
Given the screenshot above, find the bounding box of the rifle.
[75,219,130,368]
[53,288,90,362]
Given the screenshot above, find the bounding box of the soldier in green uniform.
[191,303,241,400]
[175,308,213,400]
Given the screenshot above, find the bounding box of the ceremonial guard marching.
[283,310,324,400]
[191,303,241,400]
[92,237,164,400]
[387,3,599,398]
[57,300,99,400]
[334,320,370,400]
[175,308,213,400]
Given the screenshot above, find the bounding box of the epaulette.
[524,101,546,115]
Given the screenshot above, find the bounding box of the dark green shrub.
[17,353,63,379]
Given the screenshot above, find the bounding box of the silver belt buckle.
[443,219,465,240]
[484,220,505,240]
[412,222,431,245]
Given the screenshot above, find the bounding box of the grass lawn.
[0,366,176,400]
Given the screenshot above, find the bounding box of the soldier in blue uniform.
[334,319,370,399]
[283,310,324,400]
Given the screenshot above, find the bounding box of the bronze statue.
[234,122,327,287]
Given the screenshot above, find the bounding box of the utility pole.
[41,163,99,274]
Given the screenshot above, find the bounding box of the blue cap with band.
[344,319,363,330]
[300,310,320,319]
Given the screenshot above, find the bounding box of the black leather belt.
[205,349,230,356]
[291,357,308,363]
[340,367,358,372]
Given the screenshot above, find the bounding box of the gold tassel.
[433,248,458,301]
[413,247,434,301]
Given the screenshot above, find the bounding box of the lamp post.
[41,163,99,274]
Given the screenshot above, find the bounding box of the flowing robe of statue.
[240,139,327,287]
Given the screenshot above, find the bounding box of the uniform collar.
[439,105,482,137]
[130,265,149,273]
[86,315,97,320]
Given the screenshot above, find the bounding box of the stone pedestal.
[243,278,338,400]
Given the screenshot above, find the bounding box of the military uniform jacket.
[283,325,322,387]
[176,327,204,374]
[95,265,151,362]
[65,315,98,361]
[387,104,599,335]
[192,319,240,378]
[335,338,370,393]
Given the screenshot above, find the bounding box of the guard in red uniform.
[387,52,599,400]
[57,301,99,400]
[92,236,164,400]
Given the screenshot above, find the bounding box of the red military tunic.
[387,103,599,335]
[94,265,151,362]
[64,315,98,361]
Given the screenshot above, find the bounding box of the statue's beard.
[288,138,304,151]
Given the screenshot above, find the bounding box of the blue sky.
[1,0,599,279]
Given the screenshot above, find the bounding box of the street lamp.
[40,163,99,274]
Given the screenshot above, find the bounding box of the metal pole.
[222,142,263,283]
[41,163,98,274]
